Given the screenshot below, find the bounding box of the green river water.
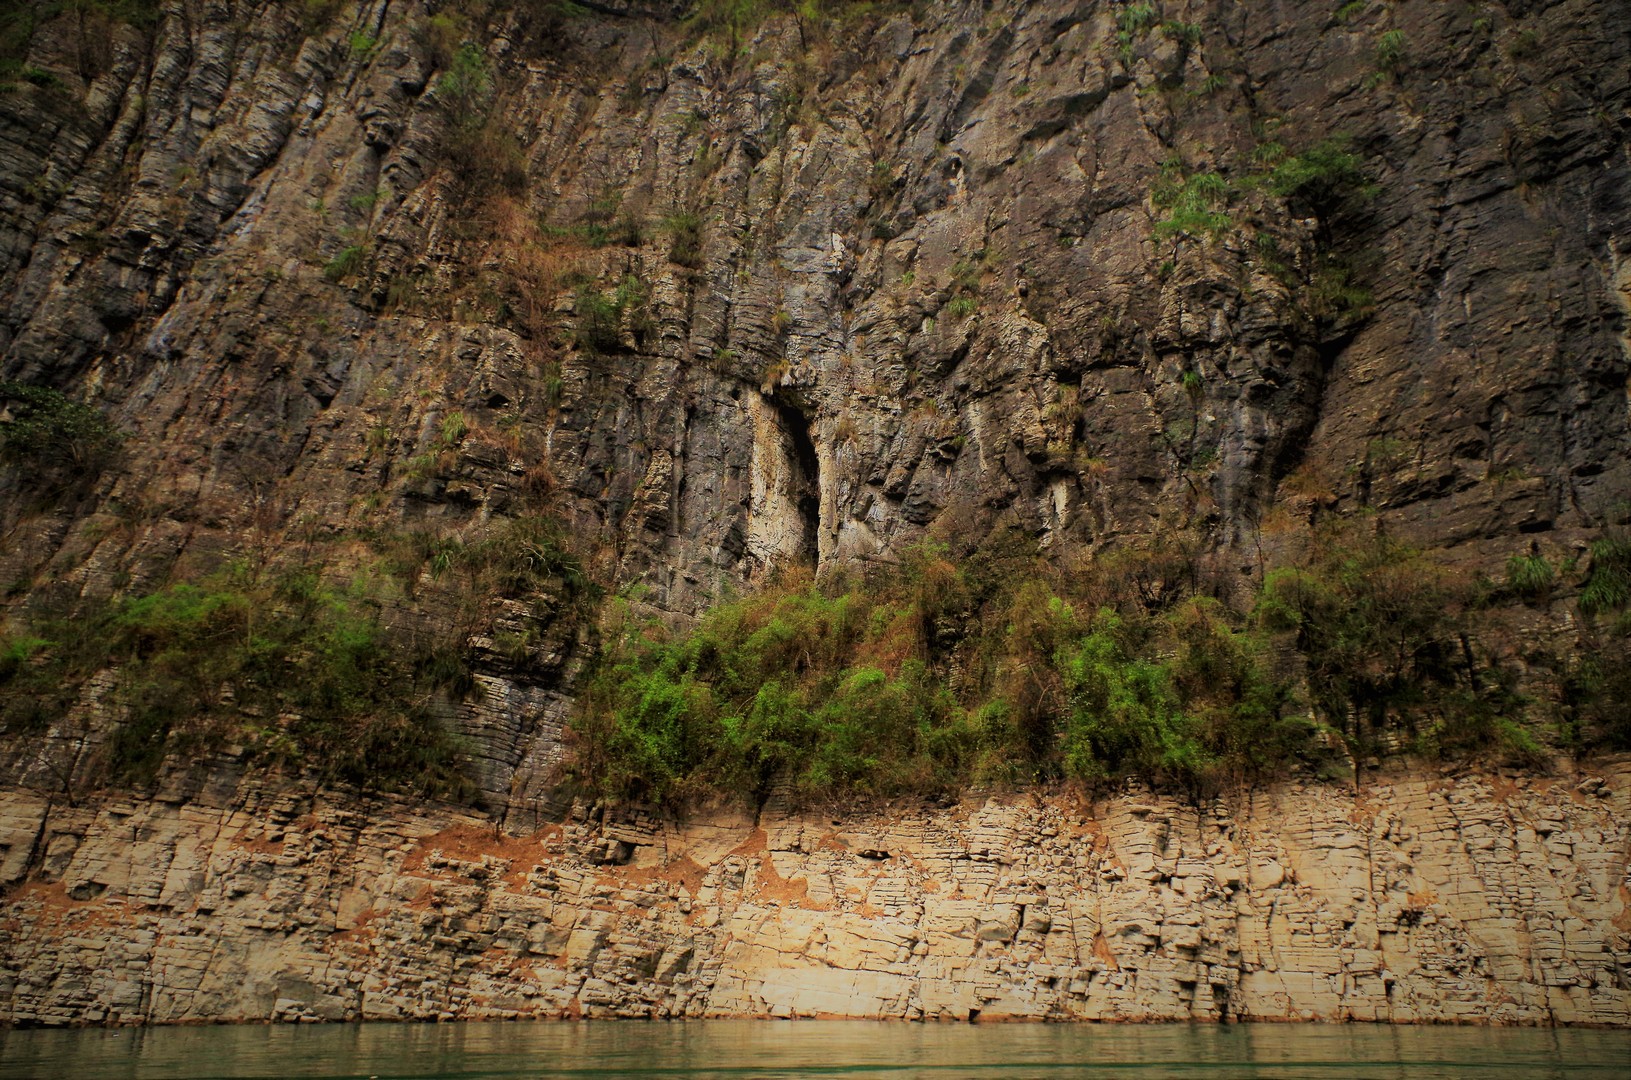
[1,1020,1626,1079]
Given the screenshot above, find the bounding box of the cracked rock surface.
[2,0,1627,614]
[1,759,1627,1025]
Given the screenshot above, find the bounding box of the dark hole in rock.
[769,391,820,566]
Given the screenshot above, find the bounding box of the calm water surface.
[1,1021,1626,1079]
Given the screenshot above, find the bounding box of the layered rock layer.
[2,0,1627,615]
[2,758,1627,1026]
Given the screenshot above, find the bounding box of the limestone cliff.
[3,0,1629,816]
[3,0,1627,609]
[1,760,1627,1025]
[1,0,1630,1026]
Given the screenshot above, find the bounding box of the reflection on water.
[0,1020,1626,1079]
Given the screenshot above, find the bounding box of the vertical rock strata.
[1,0,1627,613]
[1,760,1627,1026]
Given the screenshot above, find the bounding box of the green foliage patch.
[0,564,476,795]
[571,519,1598,810]
[1504,552,1556,601]
[0,512,592,797]
[0,381,121,486]
[1152,164,1233,240]
[1262,137,1374,216]
[323,241,371,282]
[571,536,1318,808]
[1115,2,1159,64]
[572,273,654,356]
[662,211,705,269]
[1579,534,1631,616]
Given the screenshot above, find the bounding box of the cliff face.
[3,0,1629,817]
[2,0,1630,1026]
[2,760,1628,1026]
[3,0,1629,598]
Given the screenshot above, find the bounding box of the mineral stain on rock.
[0,767,1627,1025]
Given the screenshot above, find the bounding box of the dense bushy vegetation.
[0,381,121,487]
[0,514,591,797]
[1558,533,1631,751]
[0,563,474,795]
[0,0,162,87]
[569,522,1625,809]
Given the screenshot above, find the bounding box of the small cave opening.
[768,391,820,566]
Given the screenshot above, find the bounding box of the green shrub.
[1160,21,1202,45]
[1115,2,1159,63]
[430,40,527,196]
[1257,526,1475,753]
[1559,628,1631,750]
[0,381,121,484]
[1579,534,1631,616]
[662,211,704,268]
[1263,136,1373,216]
[1504,552,1555,601]
[572,537,1313,807]
[1,563,478,796]
[1374,28,1407,74]
[573,286,622,354]
[1,1,161,83]
[458,514,591,597]
[438,410,468,450]
[568,518,1569,807]
[1308,257,1374,325]
[570,560,968,806]
[439,42,491,119]
[323,242,370,282]
[0,634,48,682]
[1057,610,1210,787]
[572,274,654,355]
[1152,167,1233,240]
[1168,597,1308,780]
[0,6,39,82]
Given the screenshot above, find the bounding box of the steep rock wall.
[1,0,1627,611]
[2,0,1629,824]
[2,759,1627,1026]
[2,0,1630,1031]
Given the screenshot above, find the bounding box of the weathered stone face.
[1,2,1629,1026]
[1,760,1627,1025]
[3,0,1627,814]
[2,1,1627,613]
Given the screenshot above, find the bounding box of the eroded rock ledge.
[2,759,1627,1027]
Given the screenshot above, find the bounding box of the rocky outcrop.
[2,758,1627,1026]
[2,0,1629,1031]
[2,0,1628,825]
[2,0,1628,617]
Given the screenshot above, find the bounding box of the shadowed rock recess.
[1,0,1629,1025]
